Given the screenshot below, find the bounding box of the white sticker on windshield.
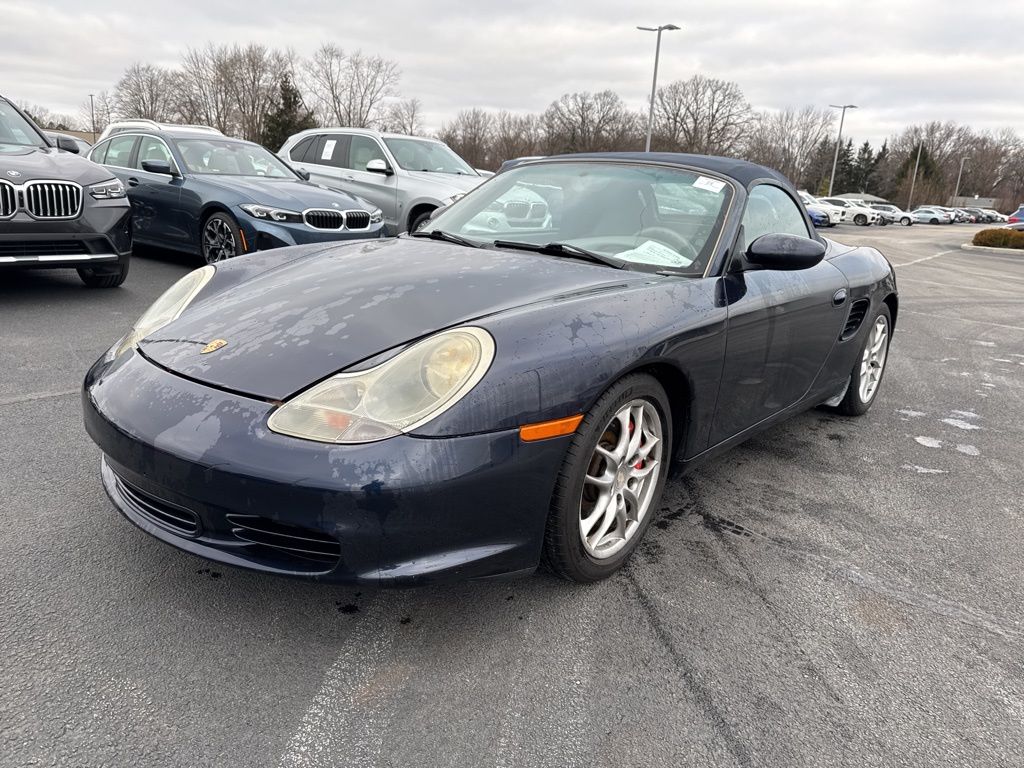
[693,176,725,193]
[321,139,337,160]
[618,240,694,268]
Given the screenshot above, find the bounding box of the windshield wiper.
[493,240,626,269]
[410,229,481,248]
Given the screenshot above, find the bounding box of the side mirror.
[296,169,311,181]
[141,159,177,176]
[56,136,80,154]
[366,158,393,176]
[744,233,826,271]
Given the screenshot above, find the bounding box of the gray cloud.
[2,0,1021,145]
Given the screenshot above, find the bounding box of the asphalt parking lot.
[2,224,1022,768]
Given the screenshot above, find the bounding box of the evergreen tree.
[850,141,876,193]
[260,73,318,151]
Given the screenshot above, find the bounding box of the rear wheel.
[201,212,242,264]
[834,306,891,417]
[900,216,912,226]
[78,261,129,288]
[930,218,939,225]
[854,213,867,226]
[543,374,672,583]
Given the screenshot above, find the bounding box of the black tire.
[930,218,939,225]
[834,305,892,417]
[543,373,672,583]
[78,260,129,288]
[201,211,242,265]
[409,210,433,234]
[854,214,867,226]
[900,216,912,226]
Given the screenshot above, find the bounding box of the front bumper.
[83,350,568,585]
[236,214,386,252]
[0,198,131,269]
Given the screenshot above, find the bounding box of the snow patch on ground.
[915,436,943,448]
[956,444,981,456]
[902,464,947,474]
[941,418,982,431]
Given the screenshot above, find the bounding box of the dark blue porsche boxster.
[87,126,384,264]
[83,153,897,584]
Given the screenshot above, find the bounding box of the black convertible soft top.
[513,152,793,189]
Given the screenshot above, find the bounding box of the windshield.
[0,99,47,152]
[422,161,733,274]
[175,138,297,178]
[383,137,476,175]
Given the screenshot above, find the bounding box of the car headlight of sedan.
[239,203,303,224]
[369,208,383,224]
[88,179,126,199]
[108,266,215,360]
[268,327,495,444]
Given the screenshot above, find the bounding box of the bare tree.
[653,75,751,155]
[226,43,292,142]
[306,45,400,128]
[172,46,237,133]
[383,98,423,135]
[492,111,540,164]
[437,108,493,169]
[540,91,640,154]
[744,106,834,182]
[114,63,174,121]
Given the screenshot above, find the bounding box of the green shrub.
[972,228,1024,249]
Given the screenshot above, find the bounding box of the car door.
[340,134,399,226]
[710,183,849,445]
[293,133,350,193]
[128,136,185,245]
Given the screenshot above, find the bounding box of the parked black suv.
[0,96,131,287]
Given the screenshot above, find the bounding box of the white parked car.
[983,208,1008,222]
[869,204,914,227]
[818,197,880,226]
[911,207,953,225]
[798,191,842,226]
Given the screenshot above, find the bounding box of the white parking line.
[891,249,956,268]
[0,388,78,407]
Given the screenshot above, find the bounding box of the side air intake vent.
[226,514,342,564]
[842,298,871,340]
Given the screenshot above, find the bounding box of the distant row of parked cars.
[798,190,1011,229]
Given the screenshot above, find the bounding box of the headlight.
[369,208,383,224]
[239,203,303,223]
[89,179,126,199]
[268,327,495,444]
[109,266,215,360]
[440,193,466,207]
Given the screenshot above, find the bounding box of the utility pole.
[638,24,680,153]
[907,141,924,210]
[952,157,969,206]
[827,104,857,196]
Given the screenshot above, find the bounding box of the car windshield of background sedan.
[383,137,476,175]
[0,98,47,152]
[175,138,297,178]
[422,161,733,273]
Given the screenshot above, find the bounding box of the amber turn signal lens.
[519,414,584,442]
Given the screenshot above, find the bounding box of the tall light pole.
[89,93,96,143]
[952,156,969,206]
[827,104,857,196]
[907,141,924,211]
[638,23,680,153]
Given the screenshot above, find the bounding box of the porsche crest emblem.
[200,339,228,355]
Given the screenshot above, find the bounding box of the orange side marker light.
[238,229,249,253]
[519,414,584,442]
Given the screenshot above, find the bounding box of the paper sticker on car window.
[618,240,694,268]
[321,139,336,160]
[693,176,725,193]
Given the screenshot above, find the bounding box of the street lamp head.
[662,24,680,30]
[829,104,858,110]
[637,24,680,31]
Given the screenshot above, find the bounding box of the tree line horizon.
[19,42,1024,210]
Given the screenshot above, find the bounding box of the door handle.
[127,177,139,187]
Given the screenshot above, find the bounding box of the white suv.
[798,191,843,226]
[279,129,485,234]
[818,197,880,226]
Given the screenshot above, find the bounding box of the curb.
[960,243,1024,254]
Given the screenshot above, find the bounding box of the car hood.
[197,176,371,211]
[139,237,646,400]
[402,171,485,196]
[0,145,111,185]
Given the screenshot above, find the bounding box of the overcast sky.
[3,0,1021,146]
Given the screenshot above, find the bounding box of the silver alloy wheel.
[858,315,889,403]
[579,399,663,559]
[203,217,237,263]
